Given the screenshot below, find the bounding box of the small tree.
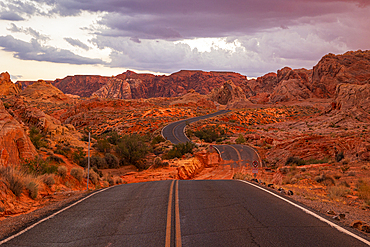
[115,134,150,170]
[105,153,119,169]
[235,134,246,144]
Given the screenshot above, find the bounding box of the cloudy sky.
[0,0,369,81]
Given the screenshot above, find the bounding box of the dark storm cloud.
[0,35,104,65]
[64,37,90,50]
[32,0,369,39]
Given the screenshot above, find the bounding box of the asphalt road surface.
[2,180,369,246]
[161,110,230,144]
[162,110,261,167]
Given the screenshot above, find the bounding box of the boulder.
[0,72,20,96]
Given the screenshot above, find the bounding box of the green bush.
[46,155,65,164]
[86,169,99,185]
[29,126,48,149]
[72,147,85,165]
[70,168,84,182]
[80,155,108,169]
[106,131,121,145]
[151,135,166,145]
[96,139,111,153]
[165,142,196,159]
[115,134,150,170]
[235,134,246,144]
[194,125,227,143]
[104,153,119,169]
[21,157,58,175]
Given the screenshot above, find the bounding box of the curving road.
[162,110,230,145]
[2,180,369,246]
[162,110,262,167]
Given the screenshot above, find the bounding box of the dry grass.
[358,180,370,206]
[57,166,67,178]
[327,186,350,199]
[71,168,84,182]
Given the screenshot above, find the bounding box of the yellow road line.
[165,180,175,247]
[175,180,182,247]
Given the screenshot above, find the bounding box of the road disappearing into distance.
[2,110,370,246]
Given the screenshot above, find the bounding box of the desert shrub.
[194,125,228,143]
[80,155,108,169]
[235,134,246,144]
[58,166,67,178]
[328,186,350,199]
[29,126,48,149]
[361,165,369,170]
[358,180,370,204]
[314,174,335,186]
[106,131,121,145]
[104,153,119,169]
[233,172,247,180]
[336,151,344,162]
[92,166,103,177]
[43,174,55,187]
[46,155,65,164]
[72,147,85,165]
[285,156,306,166]
[165,142,196,159]
[71,168,84,182]
[96,139,111,153]
[86,169,99,185]
[151,135,166,145]
[26,181,38,199]
[104,175,115,186]
[21,157,57,175]
[2,167,24,197]
[115,134,150,170]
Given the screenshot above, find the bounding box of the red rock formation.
[269,67,313,103]
[20,80,68,102]
[311,50,370,97]
[92,78,132,99]
[331,83,370,121]
[0,100,37,166]
[53,75,112,97]
[209,80,248,105]
[0,72,20,96]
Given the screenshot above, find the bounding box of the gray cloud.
[0,35,104,65]
[0,11,24,21]
[64,37,90,50]
[7,23,50,41]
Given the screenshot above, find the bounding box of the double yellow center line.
[165,180,182,247]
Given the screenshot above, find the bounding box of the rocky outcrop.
[0,72,20,96]
[209,80,248,105]
[331,83,370,121]
[53,75,112,97]
[269,67,314,103]
[0,100,37,166]
[92,78,132,99]
[10,98,85,148]
[20,80,68,102]
[311,50,370,97]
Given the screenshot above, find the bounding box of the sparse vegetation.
[29,126,48,149]
[70,167,84,182]
[165,142,196,159]
[21,156,58,175]
[57,165,67,178]
[26,181,38,199]
[115,134,150,170]
[235,134,246,144]
[193,125,228,143]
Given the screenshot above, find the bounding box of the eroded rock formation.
[0,72,20,96]
[0,100,37,166]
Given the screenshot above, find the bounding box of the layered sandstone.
[209,80,249,106]
[0,72,20,96]
[92,78,132,99]
[331,83,370,121]
[311,50,370,97]
[0,100,37,166]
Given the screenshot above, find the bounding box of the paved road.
[214,144,262,168]
[162,110,262,167]
[162,110,230,144]
[2,180,369,246]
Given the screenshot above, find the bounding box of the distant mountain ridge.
[15,50,370,103]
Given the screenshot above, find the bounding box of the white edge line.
[0,187,112,245]
[238,180,370,246]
